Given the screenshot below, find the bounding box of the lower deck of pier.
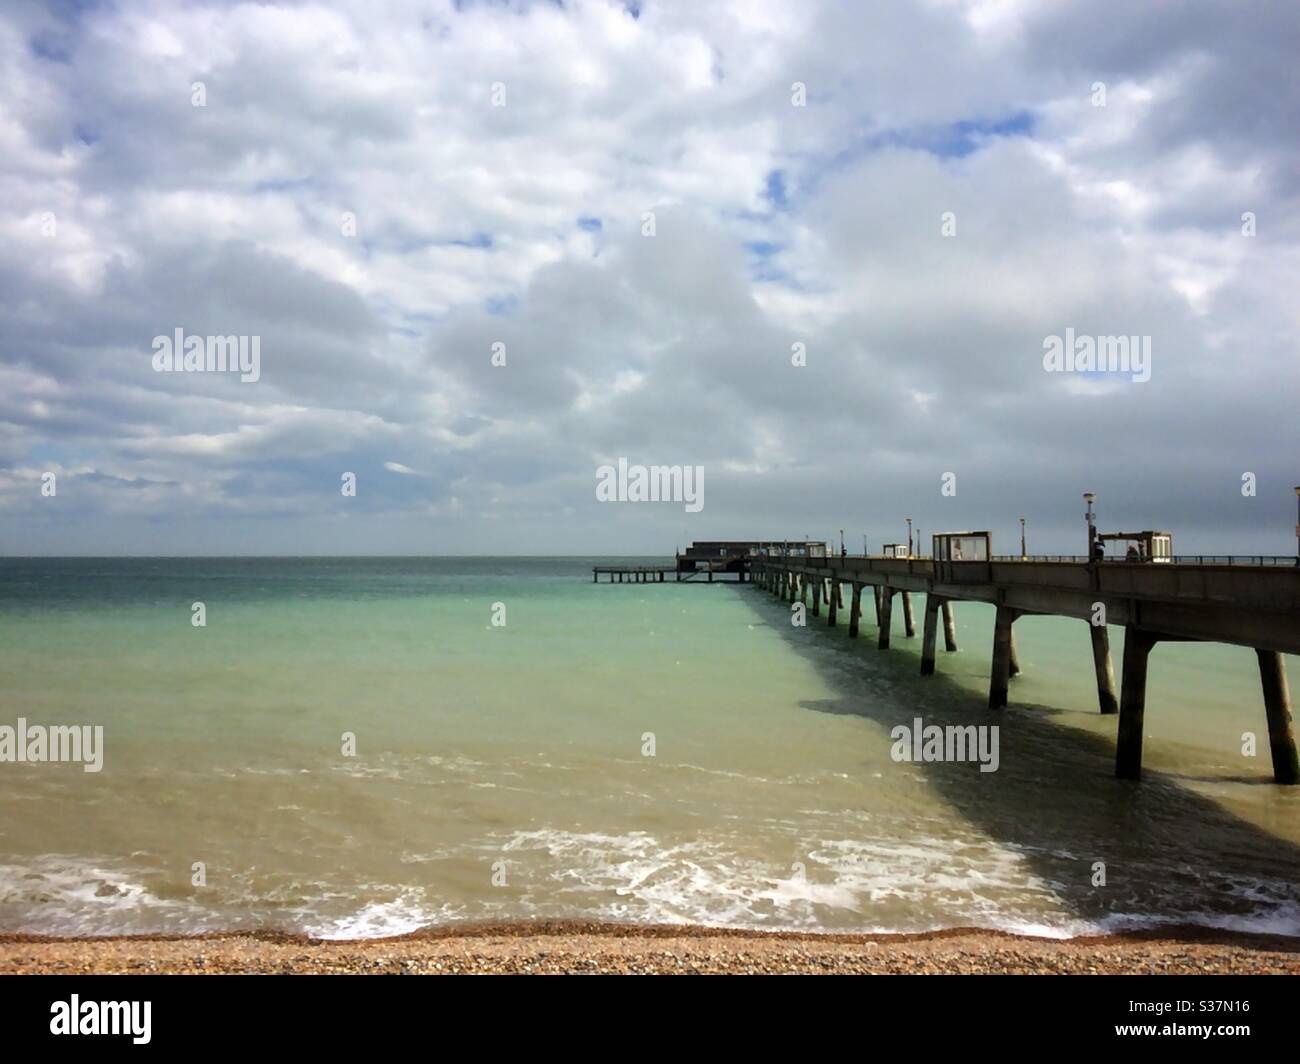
[592,566,677,583]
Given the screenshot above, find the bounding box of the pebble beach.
[4,923,1299,975]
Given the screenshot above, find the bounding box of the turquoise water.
[1,557,1299,938]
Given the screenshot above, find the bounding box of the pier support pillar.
[1008,626,1020,676]
[942,601,957,652]
[1089,624,1118,715]
[801,576,809,606]
[1116,628,1158,780]
[988,606,1019,709]
[789,573,798,603]
[901,592,916,639]
[811,578,821,616]
[878,589,893,650]
[921,595,941,675]
[848,584,863,638]
[835,579,844,608]
[1257,650,1300,785]
[707,569,712,583]
[827,580,838,626]
[873,586,883,628]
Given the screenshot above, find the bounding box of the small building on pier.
[675,540,824,579]
[1097,530,1173,563]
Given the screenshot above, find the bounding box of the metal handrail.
[757,554,1300,568]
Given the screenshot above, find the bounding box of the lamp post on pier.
[1020,517,1026,560]
[1293,486,1299,564]
[1084,493,1096,561]
[906,517,913,558]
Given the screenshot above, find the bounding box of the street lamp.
[1084,492,1096,560]
[1294,486,1299,563]
[1019,517,1026,560]
[906,517,913,557]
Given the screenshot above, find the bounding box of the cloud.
[0,0,1295,555]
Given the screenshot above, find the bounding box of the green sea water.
[1,557,1298,938]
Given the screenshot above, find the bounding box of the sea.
[2,556,1298,940]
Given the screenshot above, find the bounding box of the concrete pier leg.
[1008,626,1020,676]
[836,580,844,608]
[942,601,957,652]
[1116,628,1157,780]
[827,580,838,626]
[921,595,940,675]
[1257,650,1300,785]
[878,590,893,650]
[801,577,809,606]
[848,584,862,638]
[707,569,712,583]
[901,592,916,639]
[873,586,883,627]
[811,579,821,616]
[988,606,1017,709]
[1089,624,1118,715]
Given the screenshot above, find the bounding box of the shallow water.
[1,556,1298,938]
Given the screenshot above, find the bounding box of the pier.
[750,545,1300,785]
[593,565,675,583]
[597,537,1300,786]
[593,541,823,583]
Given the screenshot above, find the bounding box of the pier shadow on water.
[732,585,1300,939]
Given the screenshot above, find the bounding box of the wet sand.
[4,922,1299,974]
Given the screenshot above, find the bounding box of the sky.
[1,0,1297,556]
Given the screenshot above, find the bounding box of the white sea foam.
[0,855,211,937]
[297,892,465,940]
